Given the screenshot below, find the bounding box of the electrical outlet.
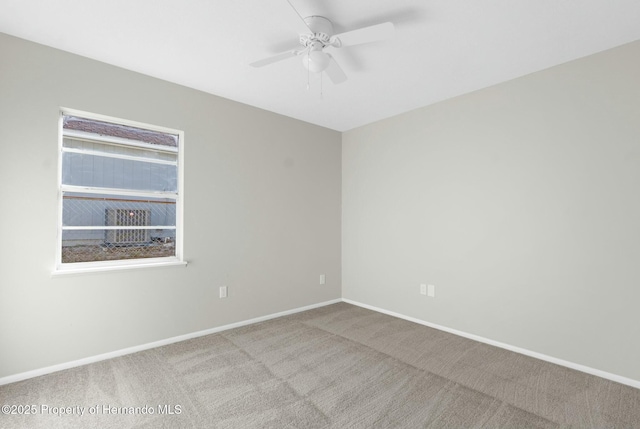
[219,286,228,299]
[428,284,435,297]
[319,274,326,285]
[420,284,427,295]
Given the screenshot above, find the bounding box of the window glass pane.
[63,193,176,227]
[63,115,178,149]
[62,152,177,192]
[61,228,176,263]
[58,111,182,269]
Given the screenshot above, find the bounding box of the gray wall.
[0,33,341,378]
[342,40,640,382]
[2,29,639,385]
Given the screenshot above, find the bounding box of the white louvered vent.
[105,209,150,244]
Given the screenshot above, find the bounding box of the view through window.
[58,111,183,269]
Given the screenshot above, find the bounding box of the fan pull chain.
[320,72,323,99]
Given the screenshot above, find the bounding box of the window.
[55,109,185,273]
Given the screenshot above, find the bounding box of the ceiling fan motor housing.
[300,16,334,47]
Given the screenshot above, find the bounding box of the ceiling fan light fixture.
[303,48,330,73]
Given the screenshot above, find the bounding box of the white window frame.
[53,108,186,275]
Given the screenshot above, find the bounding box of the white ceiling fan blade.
[324,55,347,84]
[331,22,394,48]
[250,50,302,68]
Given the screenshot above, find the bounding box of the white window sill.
[51,260,187,277]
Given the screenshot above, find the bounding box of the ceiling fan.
[250,3,395,85]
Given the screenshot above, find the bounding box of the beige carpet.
[1,302,639,428]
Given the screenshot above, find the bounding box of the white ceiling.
[1,0,639,131]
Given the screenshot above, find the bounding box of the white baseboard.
[0,298,342,387]
[342,298,640,390]
[4,297,638,390]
